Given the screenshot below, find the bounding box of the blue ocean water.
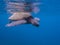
[0,0,60,45]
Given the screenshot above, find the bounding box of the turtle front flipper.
[6,20,27,27]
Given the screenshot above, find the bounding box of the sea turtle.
[6,12,40,27]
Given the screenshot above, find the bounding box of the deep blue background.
[0,0,60,45]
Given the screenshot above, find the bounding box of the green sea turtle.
[6,12,40,27]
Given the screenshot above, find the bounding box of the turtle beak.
[34,17,40,22]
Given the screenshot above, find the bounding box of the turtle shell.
[8,12,31,20]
